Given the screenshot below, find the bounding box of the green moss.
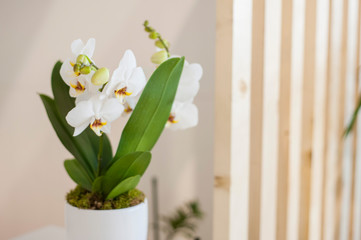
[66,186,145,210]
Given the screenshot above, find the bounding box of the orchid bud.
[151,50,168,64]
[149,32,158,39]
[155,40,169,49]
[91,67,109,86]
[76,54,90,65]
[145,27,154,33]
[80,66,91,75]
[73,63,81,74]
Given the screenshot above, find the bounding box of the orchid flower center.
[166,114,178,127]
[90,119,107,136]
[124,104,133,113]
[114,87,133,103]
[70,81,85,94]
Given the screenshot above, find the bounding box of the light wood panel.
[248,0,265,239]
[213,0,361,239]
[275,0,292,238]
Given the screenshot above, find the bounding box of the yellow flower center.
[167,114,178,124]
[70,81,85,93]
[90,119,107,136]
[114,87,133,103]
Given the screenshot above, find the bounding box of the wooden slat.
[298,0,317,239]
[321,0,333,239]
[334,0,349,238]
[213,0,233,238]
[288,0,306,238]
[214,0,253,239]
[275,0,293,239]
[309,0,330,239]
[349,1,361,238]
[229,0,253,239]
[324,0,346,238]
[260,0,281,239]
[248,0,265,239]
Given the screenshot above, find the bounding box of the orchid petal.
[175,81,200,102]
[102,124,111,134]
[60,59,77,85]
[66,100,94,130]
[101,98,124,122]
[82,38,96,58]
[181,63,203,84]
[168,101,198,130]
[71,39,85,56]
[127,67,146,96]
[73,122,90,136]
[118,50,136,71]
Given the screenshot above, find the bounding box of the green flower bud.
[144,20,149,26]
[80,66,91,75]
[155,40,169,49]
[76,54,90,65]
[73,63,81,74]
[151,50,168,65]
[91,67,109,86]
[149,32,158,39]
[145,27,153,33]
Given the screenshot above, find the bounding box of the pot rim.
[65,198,147,213]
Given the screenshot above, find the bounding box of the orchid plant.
[39,22,202,202]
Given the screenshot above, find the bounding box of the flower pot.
[65,198,148,240]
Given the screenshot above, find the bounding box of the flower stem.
[158,36,170,57]
[96,134,104,177]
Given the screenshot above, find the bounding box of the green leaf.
[51,61,75,118]
[102,152,151,195]
[113,57,185,161]
[64,159,93,191]
[122,152,151,180]
[40,94,95,179]
[106,175,141,200]
[92,176,104,193]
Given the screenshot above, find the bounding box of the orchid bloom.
[165,58,202,130]
[60,38,98,97]
[66,94,123,136]
[104,50,146,104]
[166,101,198,130]
[175,60,202,102]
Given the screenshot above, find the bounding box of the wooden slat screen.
[213,0,361,239]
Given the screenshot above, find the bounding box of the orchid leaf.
[40,94,95,179]
[92,176,104,193]
[106,175,141,200]
[114,57,185,161]
[64,159,93,191]
[102,151,150,195]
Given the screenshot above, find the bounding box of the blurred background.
[0,0,215,239]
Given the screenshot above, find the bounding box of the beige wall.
[0,0,215,239]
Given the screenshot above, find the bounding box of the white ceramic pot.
[65,198,148,240]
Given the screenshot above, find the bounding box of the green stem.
[158,36,170,57]
[96,134,104,177]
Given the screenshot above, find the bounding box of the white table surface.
[10,226,65,240]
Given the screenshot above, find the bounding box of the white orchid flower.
[104,50,146,104]
[175,60,202,102]
[66,94,124,136]
[166,101,198,130]
[60,38,97,97]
